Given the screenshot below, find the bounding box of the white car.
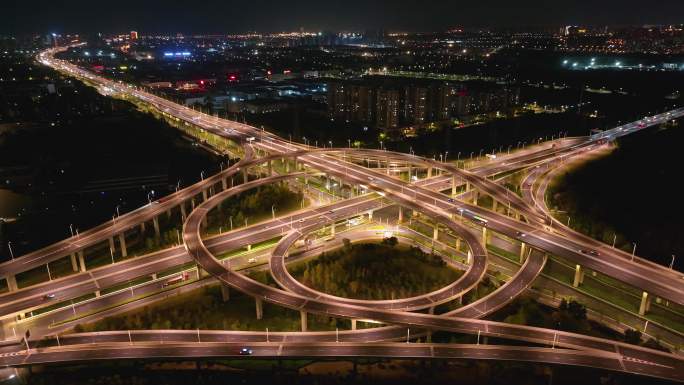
[248,258,257,264]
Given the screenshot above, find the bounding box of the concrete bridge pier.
[455,238,461,252]
[268,160,273,176]
[482,227,489,245]
[78,251,86,272]
[255,298,263,320]
[153,216,161,239]
[4,275,18,292]
[118,233,128,258]
[222,178,228,191]
[639,291,652,315]
[221,285,230,302]
[433,225,439,241]
[427,167,433,179]
[180,202,188,221]
[573,265,585,287]
[451,175,457,196]
[351,319,357,330]
[398,207,403,223]
[202,189,208,202]
[70,253,79,272]
[242,168,248,184]
[300,311,308,332]
[519,242,527,263]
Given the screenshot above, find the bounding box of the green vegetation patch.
[288,237,462,300]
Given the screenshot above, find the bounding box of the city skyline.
[1,2,683,383]
[3,0,684,35]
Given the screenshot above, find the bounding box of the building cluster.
[327,78,519,132]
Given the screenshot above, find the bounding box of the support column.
[300,311,308,332]
[255,298,263,320]
[268,160,273,176]
[221,285,230,302]
[140,221,146,233]
[180,202,187,220]
[118,233,128,258]
[451,176,457,196]
[519,242,527,263]
[398,207,403,223]
[639,291,651,315]
[70,253,79,272]
[492,199,498,212]
[197,265,209,278]
[330,222,336,237]
[242,169,248,184]
[386,156,390,175]
[433,225,439,241]
[467,250,473,265]
[285,158,290,173]
[573,264,583,288]
[5,275,18,292]
[202,189,208,202]
[482,227,488,245]
[222,178,228,191]
[78,251,86,272]
[368,210,373,221]
[351,319,357,330]
[153,217,161,239]
[95,290,101,297]
[473,190,479,206]
[191,198,196,210]
[108,237,116,255]
[455,238,461,252]
[408,164,413,181]
[427,167,433,178]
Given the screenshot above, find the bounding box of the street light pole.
[670,255,676,269]
[7,241,14,260]
[632,242,637,261]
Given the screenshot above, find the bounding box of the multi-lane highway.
[0,46,680,382]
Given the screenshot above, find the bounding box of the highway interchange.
[0,46,682,382]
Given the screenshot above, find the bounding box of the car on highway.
[579,249,600,256]
[239,347,253,355]
[43,294,56,300]
[248,258,257,264]
[447,198,455,203]
[516,231,526,238]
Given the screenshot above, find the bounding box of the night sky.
[2,0,684,35]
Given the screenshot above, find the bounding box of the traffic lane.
[269,225,486,311]
[5,342,678,382]
[0,194,383,317]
